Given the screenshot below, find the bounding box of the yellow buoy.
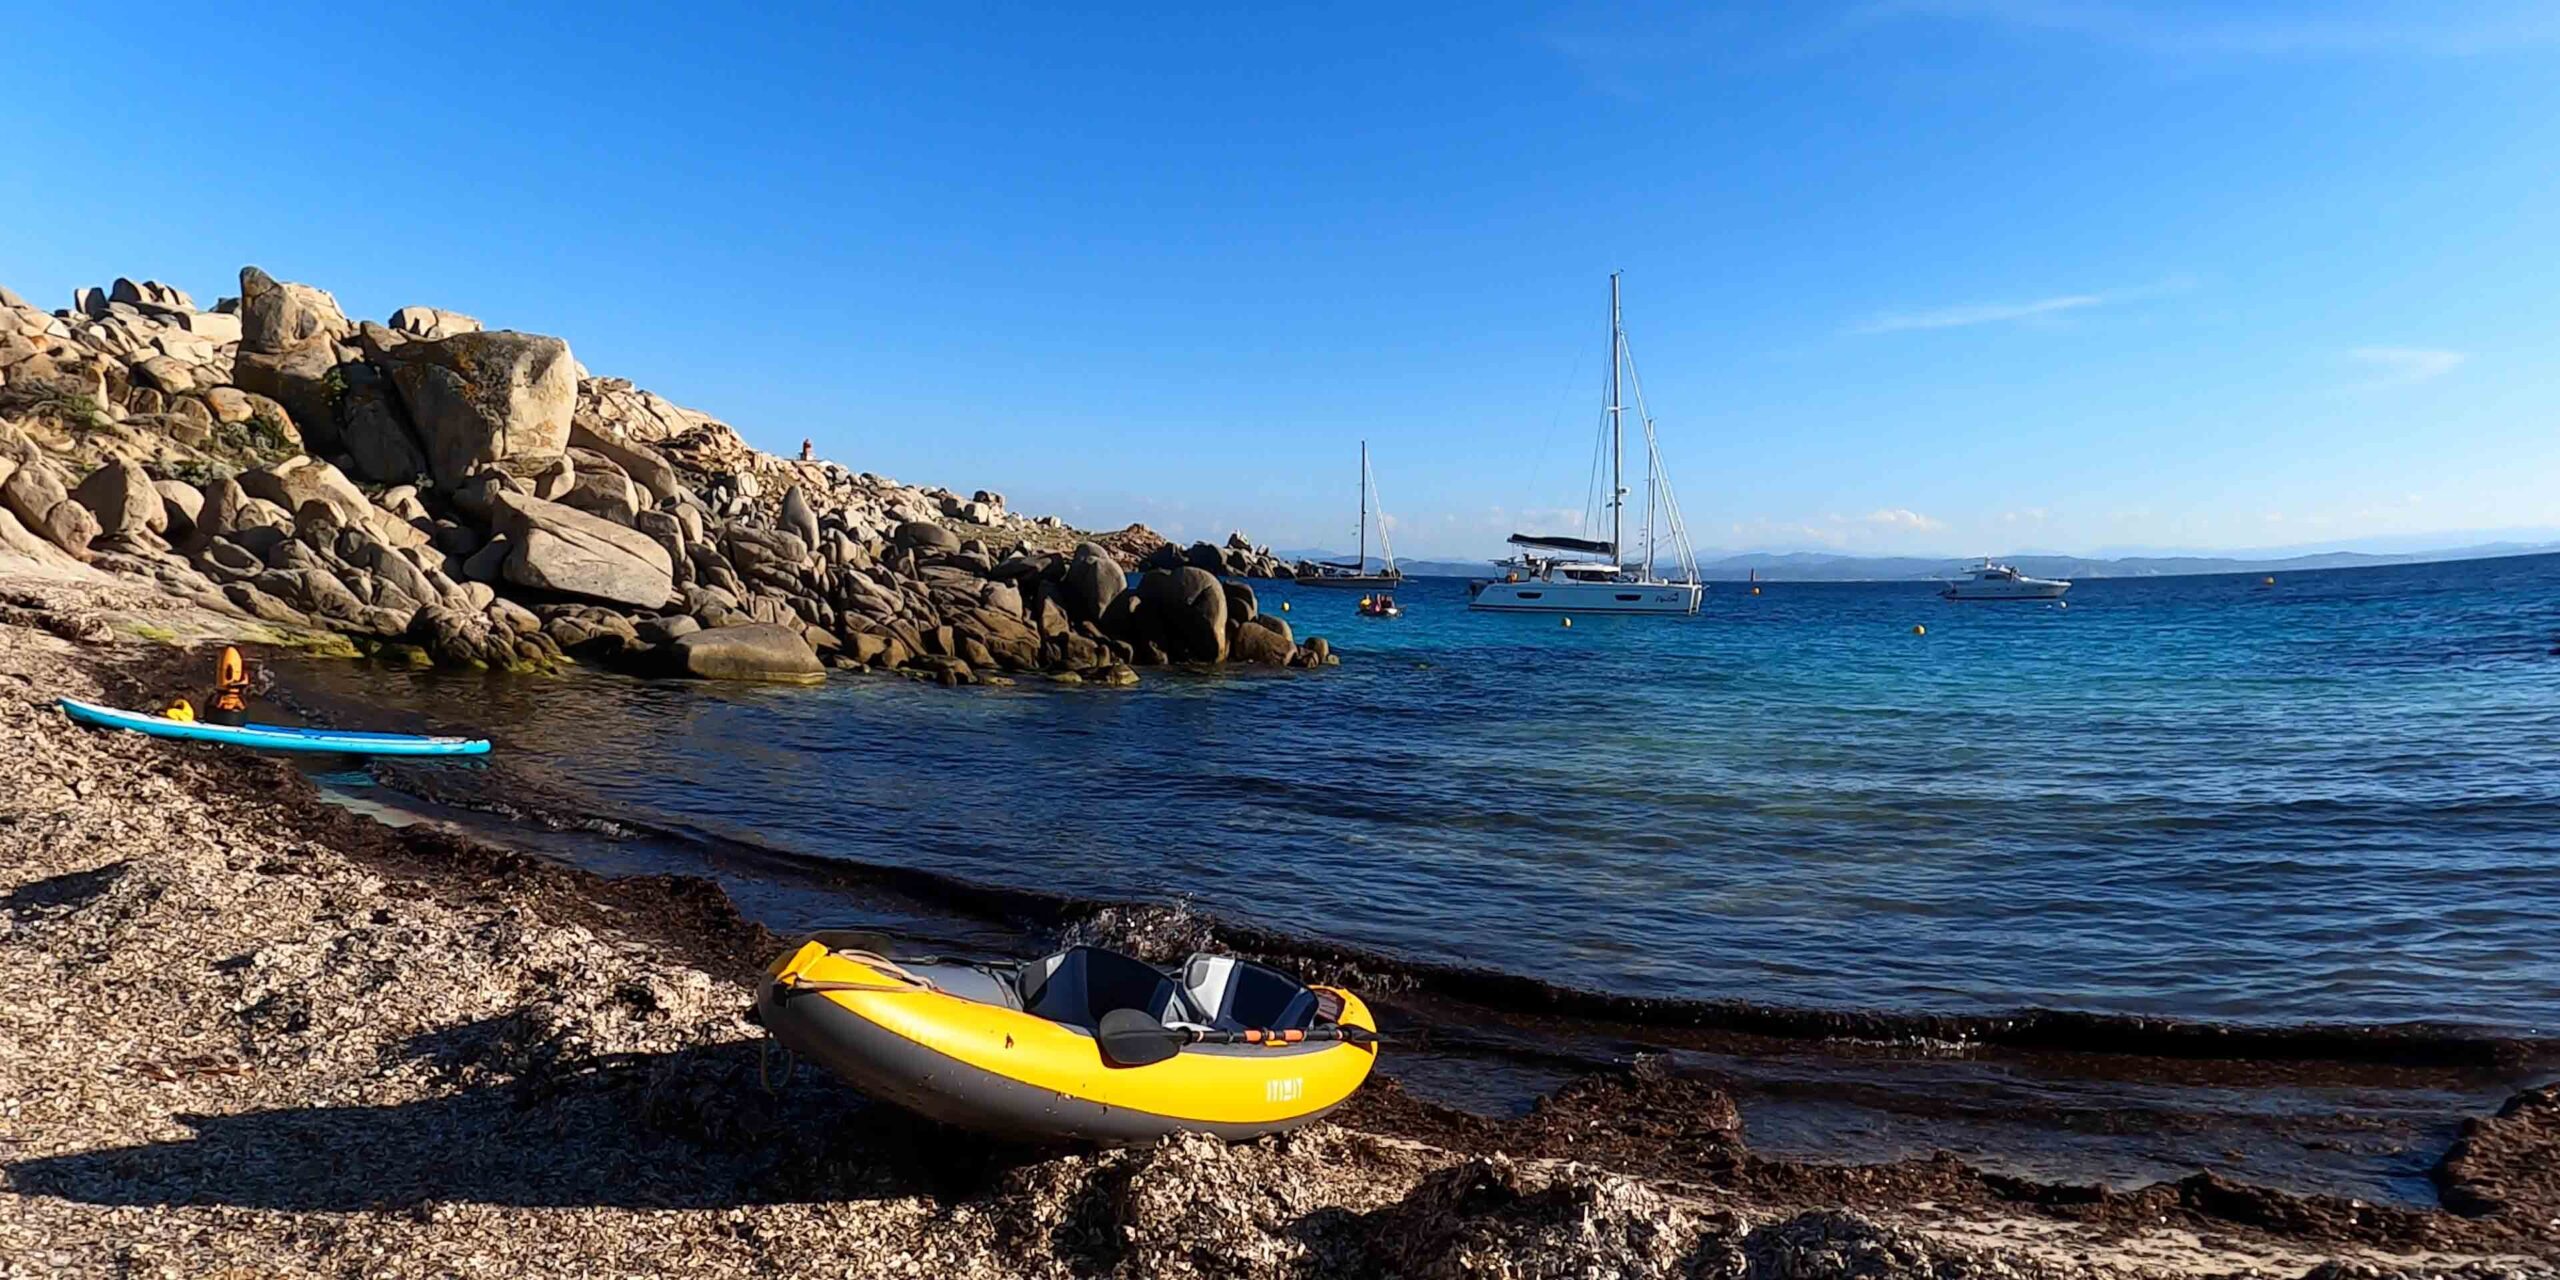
[1561,617,1573,628]
[1281,601,1291,612]
[2262,576,2275,587]
[1750,586,1761,596]
[1911,624,1926,636]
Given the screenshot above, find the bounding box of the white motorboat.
[1939,560,2070,600]
[1469,274,1702,616]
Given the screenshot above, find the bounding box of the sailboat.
[1295,441,1403,589]
[1469,274,1702,615]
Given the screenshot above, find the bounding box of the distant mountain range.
[1280,542,2560,582]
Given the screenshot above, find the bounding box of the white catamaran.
[1295,441,1402,589]
[1469,274,1703,615]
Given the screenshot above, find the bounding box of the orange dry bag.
[213,646,249,714]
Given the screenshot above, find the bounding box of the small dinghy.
[755,938,1378,1143]
[58,697,491,757]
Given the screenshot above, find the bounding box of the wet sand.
[3,577,2556,1277]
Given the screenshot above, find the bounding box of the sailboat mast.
[1357,440,1368,572]
[1608,272,1623,570]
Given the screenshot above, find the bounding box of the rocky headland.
[0,269,1327,687]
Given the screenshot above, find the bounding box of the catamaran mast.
[1608,272,1624,572]
[1357,440,1368,573]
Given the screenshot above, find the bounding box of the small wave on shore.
[276,557,2560,1041]
[242,555,2560,1209]
[273,700,2555,1210]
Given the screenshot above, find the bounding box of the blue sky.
[7,3,2556,560]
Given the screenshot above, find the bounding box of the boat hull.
[1468,580,1702,614]
[58,698,490,756]
[1940,581,2069,600]
[1295,573,1402,590]
[756,943,1377,1145]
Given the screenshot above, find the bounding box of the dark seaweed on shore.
[345,721,2560,1078]
[50,639,2560,1259]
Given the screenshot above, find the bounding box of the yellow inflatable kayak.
[754,938,1378,1143]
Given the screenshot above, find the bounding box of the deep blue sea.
[295,553,2560,1034]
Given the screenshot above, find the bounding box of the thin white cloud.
[2351,493,2430,520]
[1858,508,1947,531]
[1536,13,1757,101]
[1849,293,2106,334]
[1412,505,1591,558]
[1508,506,1586,531]
[1729,518,1851,549]
[1847,276,2191,335]
[1723,510,1959,551]
[1854,1,2560,58]
[2350,346,2468,387]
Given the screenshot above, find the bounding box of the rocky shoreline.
[3,581,2556,1278]
[1,269,1330,688]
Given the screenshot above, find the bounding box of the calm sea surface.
[292,554,2560,1033]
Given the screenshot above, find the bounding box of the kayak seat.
[1018,945,1202,1033]
[1179,954,1321,1032]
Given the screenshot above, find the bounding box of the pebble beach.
[4,576,2556,1277]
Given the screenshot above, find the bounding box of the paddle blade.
[1096,1008,1183,1067]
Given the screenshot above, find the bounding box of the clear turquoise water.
[304,553,2560,1033]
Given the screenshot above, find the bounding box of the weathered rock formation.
[72,459,162,546]
[387,305,481,340]
[0,421,99,560]
[230,266,350,439]
[376,329,579,485]
[1132,531,1297,579]
[664,622,824,683]
[0,263,1337,684]
[488,490,674,609]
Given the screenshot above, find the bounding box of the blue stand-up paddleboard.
[57,698,491,757]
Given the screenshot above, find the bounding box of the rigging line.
[1585,292,1622,552]
[1578,332,1610,547]
[1651,433,1692,576]
[1620,329,1701,581]
[1366,448,1397,568]
[1622,332,1655,573]
[1622,332,1653,572]
[1583,394,1610,548]
[1522,341,1590,544]
[1650,431,1698,580]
